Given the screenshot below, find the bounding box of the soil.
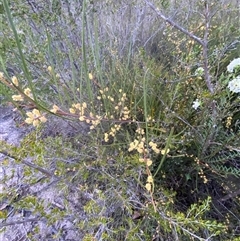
[0,105,89,241]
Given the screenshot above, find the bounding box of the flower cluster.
[192,99,201,110]
[10,76,33,101]
[0,74,45,127]
[12,94,24,102]
[51,104,60,114]
[25,109,47,126]
[225,116,232,129]
[145,175,153,192]
[128,128,147,154]
[69,102,102,129]
[194,157,208,184]
[195,67,204,76]
[98,88,129,120]
[149,141,160,154]
[104,124,121,142]
[69,102,87,117]
[139,157,152,166]
[128,128,157,192]
[228,76,240,93]
[227,58,240,73]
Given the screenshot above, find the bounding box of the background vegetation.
[0,0,240,240]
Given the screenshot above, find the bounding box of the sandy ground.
[0,106,85,240]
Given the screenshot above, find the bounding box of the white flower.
[195,67,204,76]
[227,58,240,73]
[228,76,240,93]
[192,99,201,110]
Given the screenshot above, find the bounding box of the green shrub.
[0,0,240,240]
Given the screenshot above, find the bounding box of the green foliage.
[0,0,240,240]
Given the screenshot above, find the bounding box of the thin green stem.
[81,0,93,104]
[2,0,35,100]
[143,69,149,145]
[154,127,174,177]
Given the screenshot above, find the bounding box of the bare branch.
[202,1,214,93]
[0,150,54,177]
[0,217,41,228]
[220,188,240,202]
[143,0,205,46]
[144,0,215,94]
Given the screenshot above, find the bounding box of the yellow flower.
[152,147,160,154]
[25,117,33,124]
[114,124,121,130]
[128,144,134,152]
[147,175,153,183]
[40,116,47,123]
[32,119,40,127]
[47,66,52,72]
[146,159,152,166]
[88,73,93,80]
[92,119,100,127]
[24,88,33,98]
[104,133,109,142]
[149,141,160,154]
[139,158,145,163]
[128,140,139,152]
[136,128,144,135]
[32,109,41,116]
[79,116,85,121]
[137,147,144,154]
[12,76,19,86]
[82,102,87,108]
[226,116,232,128]
[145,183,151,191]
[26,112,34,119]
[25,109,46,126]
[69,108,76,114]
[12,95,24,102]
[161,148,170,155]
[51,104,59,113]
[149,141,155,147]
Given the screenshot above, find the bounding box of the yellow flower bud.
[145,183,151,191]
[88,73,93,80]
[12,95,24,102]
[47,66,52,72]
[147,175,153,183]
[12,76,19,86]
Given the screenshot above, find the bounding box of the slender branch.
[0,217,41,228]
[143,0,205,46]
[0,150,54,178]
[144,0,215,94]
[159,212,208,241]
[202,1,214,94]
[220,188,240,202]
